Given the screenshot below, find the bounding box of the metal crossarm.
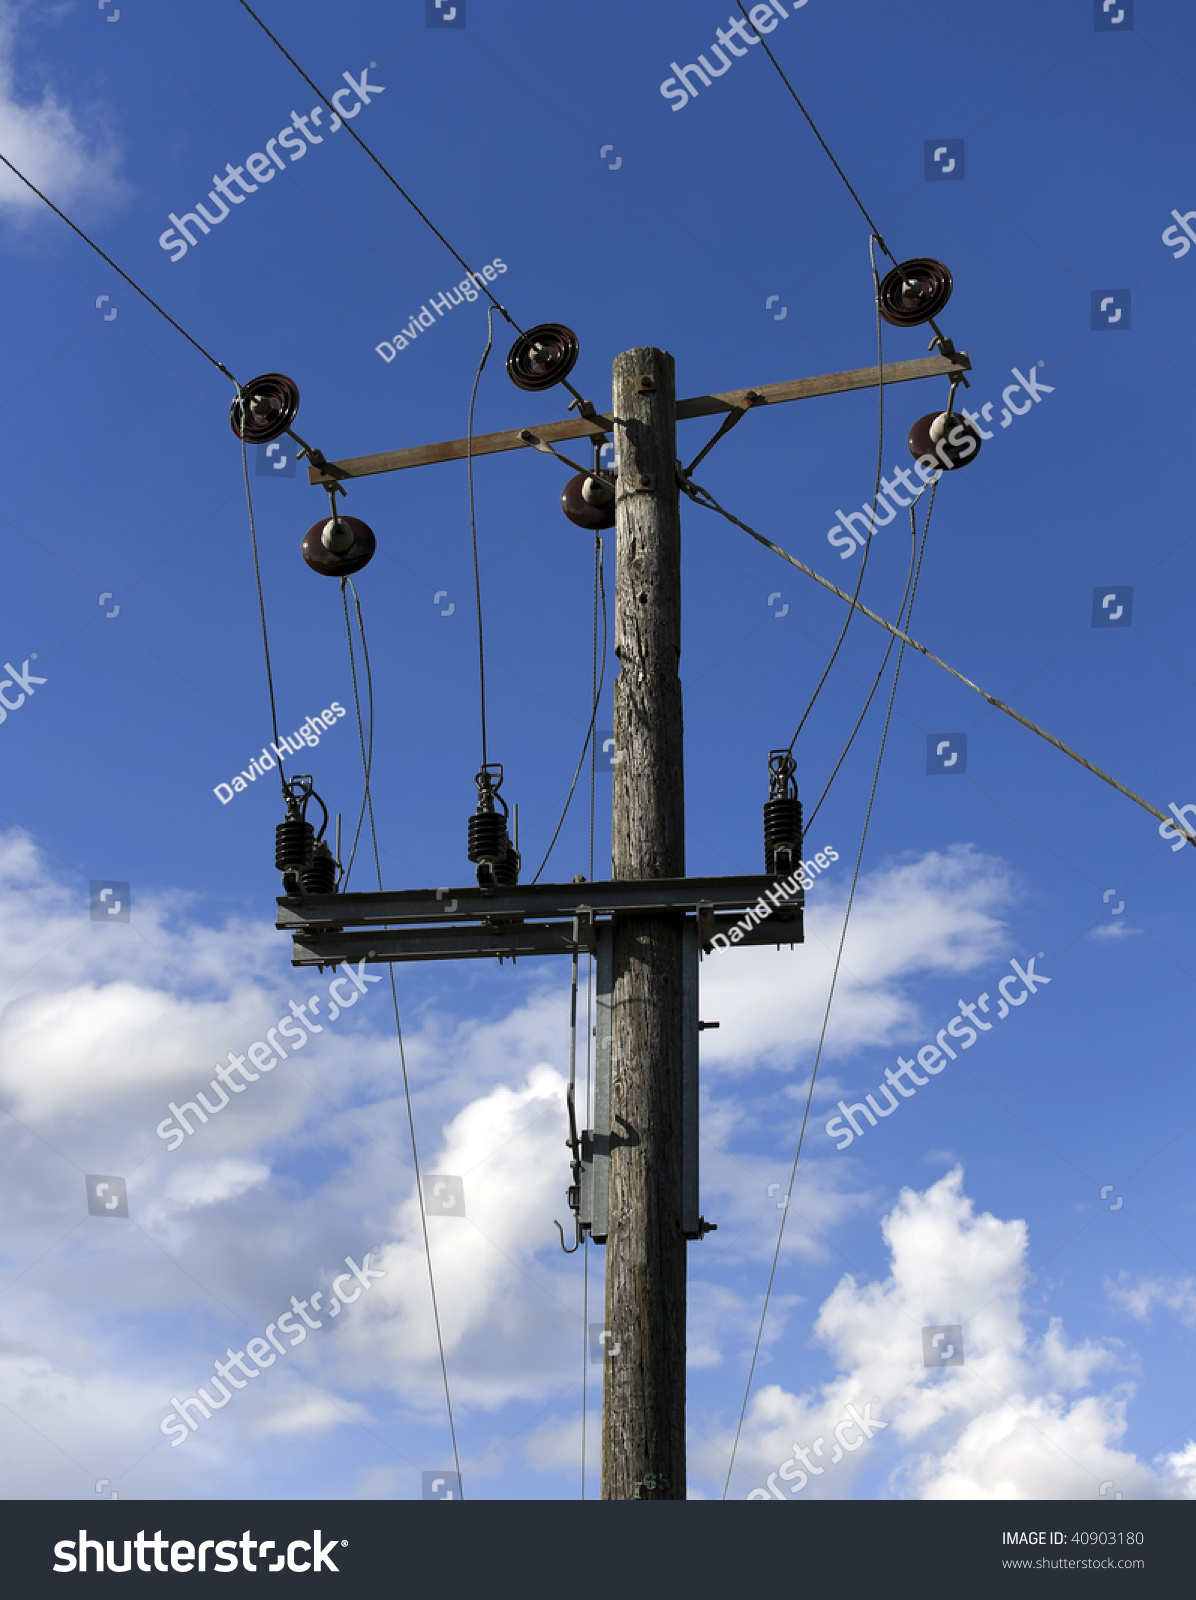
[305,355,967,485]
[277,874,804,966]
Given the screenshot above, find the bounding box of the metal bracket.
[579,924,613,1244]
[681,918,699,1238]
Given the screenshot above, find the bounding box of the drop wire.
[466,307,497,770]
[341,576,465,1496]
[786,234,887,757]
[721,485,937,1499]
[239,437,288,797]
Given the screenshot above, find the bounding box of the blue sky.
[2,0,1196,1502]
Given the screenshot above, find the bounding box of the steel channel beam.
[277,874,803,932]
[287,909,803,966]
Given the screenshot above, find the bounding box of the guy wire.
[682,477,1193,846]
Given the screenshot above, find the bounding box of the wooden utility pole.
[603,348,687,1500]
[288,342,965,1502]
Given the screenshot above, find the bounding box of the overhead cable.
[238,437,288,797]
[731,0,897,264]
[235,3,596,414]
[683,479,1195,847]
[531,536,608,885]
[340,576,466,1496]
[0,151,238,383]
[722,486,937,1499]
[785,233,888,756]
[467,308,497,770]
[805,486,932,831]
[236,1,518,334]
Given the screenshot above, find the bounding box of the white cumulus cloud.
[0,2,122,216]
[699,1168,1196,1501]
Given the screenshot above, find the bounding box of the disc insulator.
[878,259,953,329]
[506,324,580,392]
[561,472,616,531]
[907,411,982,471]
[302,515,377,577]
[230,373,300,443]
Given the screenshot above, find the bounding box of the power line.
[235,2,597,415]
[0,151,238,383]
[806,484,933,831]
[339,577,374,890]
[530,535,608,884]
[467,308,497,771]
[786,234,888,757]
[238,436,288,798]
[731,0,897,264]
[341,575,465,1496]
[722,483,937,1499]
[682,478,1195,847]
[235,1,519,332]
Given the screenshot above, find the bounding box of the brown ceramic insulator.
[229,373,300,443]
[506,323,580,391]
[907,410,983,471]
[561,472,616,530]
[301,515,377,577]
[878,259,953,328]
